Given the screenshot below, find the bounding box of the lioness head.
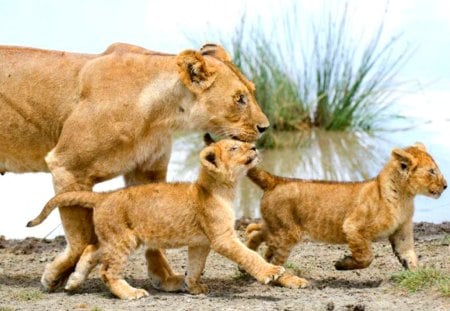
[176,44,269,142]
[391,143,447,198]
[200,137,259,182]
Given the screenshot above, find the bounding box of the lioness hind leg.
[65,244,101,291]
[185,245,210,295]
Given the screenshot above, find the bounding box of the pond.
[1,119,449,239]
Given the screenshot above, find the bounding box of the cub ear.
[176,50,217,93]
[200,146,219,172]
[412,142,427,152]
[200,43,232,62]
[391,148,418,171]
[203,133,216,146]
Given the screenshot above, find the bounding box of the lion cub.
[28,138,304,300]
[246,143,447,272]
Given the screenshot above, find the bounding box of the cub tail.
[27,191,101,227]
[247,167,278,191]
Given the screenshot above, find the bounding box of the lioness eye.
[429,168,436,175]
[229,146,238,151]
[236,94,247,106]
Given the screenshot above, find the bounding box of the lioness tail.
[247,167,278,191]
[27,191,101,227]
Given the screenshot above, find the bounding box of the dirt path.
[0,222,449,311]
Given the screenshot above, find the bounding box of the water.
[169,125,450,223]
[1,120,449,239]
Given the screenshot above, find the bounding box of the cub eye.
[229,146,238,152]
[429,168,436,175]
[236,94,247,106]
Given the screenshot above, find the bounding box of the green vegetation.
[392,267,450,296]
[0,307,15,311]
[215,4,410,147]
[11,288,43,301]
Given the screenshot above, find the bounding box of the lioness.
[0,43,269,290]
[245,143,446,272]
[27,139,306,299]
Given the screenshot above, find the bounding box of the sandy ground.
[0,221,449,311]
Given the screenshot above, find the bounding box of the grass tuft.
[391,267,450,296]
[11,288,43,301]
[204,3,411,147]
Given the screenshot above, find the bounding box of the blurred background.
[0,0,449,238]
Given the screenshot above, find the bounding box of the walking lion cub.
[245,143,446,272]
[28,138,304,300]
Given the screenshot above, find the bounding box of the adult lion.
[0,42,269,290]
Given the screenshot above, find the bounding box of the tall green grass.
[220,5,410,147]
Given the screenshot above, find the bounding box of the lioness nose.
[444,181,448,190]
[257,125,268,133]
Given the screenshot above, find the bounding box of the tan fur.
[28,139,307,300]
[1,43,269,290]
[246,143,447,273]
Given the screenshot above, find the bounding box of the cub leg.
[145,249,185,292]
[65,244,101,291]
[389,220,418,270]
[264,231,309,289]
[185,245,211,295]
[336,220,373,270]
[209,230,285,285]
[245,223,265,251]
[100,239,148,300]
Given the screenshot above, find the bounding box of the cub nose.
[257,125,268,134]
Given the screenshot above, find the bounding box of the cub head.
[199,136,260,182]
[391,142,447,198]
[176,44,269,142]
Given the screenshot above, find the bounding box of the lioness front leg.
[42,161,96,290]
[389,220,418,270]
[336,221,373,270]
[185,245,210,294]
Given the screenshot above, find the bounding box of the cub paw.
[123,288,150,300]
[64,272,85,291]
[275,272,309,289]
[335,255,371,270]
[261,265,285,285]
[187,282,209,295]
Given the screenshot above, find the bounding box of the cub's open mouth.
[245,156,257,165]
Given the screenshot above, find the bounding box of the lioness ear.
[412,142,427,152]
[200,43,232,62]
[203,133,216,146]
[200,146,219,172]
[392,148,418,171]
[176,50,217,93]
